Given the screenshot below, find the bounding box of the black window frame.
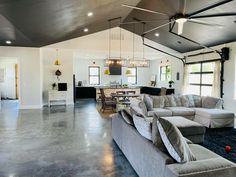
[160,65,171,81]
[127,67,137,85]
[88,66,100,85]
[188,62,214,96]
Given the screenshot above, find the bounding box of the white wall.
[150,57,184,95]
[0,58,18,99]
[42,48,74,105]
[0,47,42,109]
[185,42,236,114]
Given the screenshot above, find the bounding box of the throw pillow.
[174,95,182,106]
[163,95,171,107]
[120,109,134,125]
[133,114,152,140]
[138,102,148,116]
[143,94,154,111]
[167,95,177,107]
[181,95,190,107]
[151,115,166,151]
[186,95,195,107]
[202,96,223,109]
[192,95,202,107]
[152,96,165,108]
[130,101,147,117]
[157,117,196,163]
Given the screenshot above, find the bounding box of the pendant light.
[54,49,61,66]
[104,69,110,75]
[104,18,126,67]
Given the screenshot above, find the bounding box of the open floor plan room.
[0,0,236,177]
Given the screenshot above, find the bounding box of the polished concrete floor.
[0,100,137,177]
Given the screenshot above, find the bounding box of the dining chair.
[100,89,116,112]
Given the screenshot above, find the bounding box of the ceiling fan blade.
[122,4,168,16]
[188,0,233,17]
[188,19,224,27]
[190,12,236,19]
[179,0,187,14]
[120,19,168,25]
[177,21,184,35]
[143,21,172,35]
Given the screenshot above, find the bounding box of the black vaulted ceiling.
[0,0,236,53]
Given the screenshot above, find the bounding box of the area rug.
[203,128,236,163]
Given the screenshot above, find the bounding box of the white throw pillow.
[133,114,152,140]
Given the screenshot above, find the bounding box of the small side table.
[48,90,67,107]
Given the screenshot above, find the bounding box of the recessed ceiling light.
[6,40,12,44]
[84,28,88,32]
[87,12,93,17]
[155,33,159,37]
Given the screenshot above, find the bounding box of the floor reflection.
[0,99,137,177]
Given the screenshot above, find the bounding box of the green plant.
[168,80,174,84]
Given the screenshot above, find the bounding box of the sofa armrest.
[202,96,223,109]
[165,157,236,177]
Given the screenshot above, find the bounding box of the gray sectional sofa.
[112,113,236,177]
[139,94,235,128]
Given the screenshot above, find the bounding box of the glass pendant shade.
[126,69,132,75]
[54,59,61,66]
[104,68,110,75]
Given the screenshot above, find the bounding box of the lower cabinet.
[76,87,96,99]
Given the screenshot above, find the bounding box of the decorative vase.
[169,84,172,88]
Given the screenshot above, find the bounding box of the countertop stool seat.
[159,116,206,144]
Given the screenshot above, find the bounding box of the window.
[89,66,100,85]
[160,65,171,81]
[188,62,214,96]
[127,67,137,85]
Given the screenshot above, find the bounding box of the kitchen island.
[75,86,175,100]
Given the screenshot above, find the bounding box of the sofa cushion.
[133,114,152,140]
[188,144,220,160]
[147,108,173,117]
[165,107,195,116]
[158,117,196,163]
[120,109,134,125]
[202,96,223,109]
[194,108,235,119]
[143,94,153,111]
[152,95,165,108]
[162,116,206,136]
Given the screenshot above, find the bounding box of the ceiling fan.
[122,0,236,35]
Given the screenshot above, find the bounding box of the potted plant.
[52,83,57,90]
[168,80,174,88]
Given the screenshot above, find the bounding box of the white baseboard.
[19,105,43,109]
[42,102,75,107]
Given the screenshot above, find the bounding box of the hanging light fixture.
[104,18,126,67]
[127,23,150,68]
[104,68,110,75]
[126,68,132,75]
[54,49,61,66]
